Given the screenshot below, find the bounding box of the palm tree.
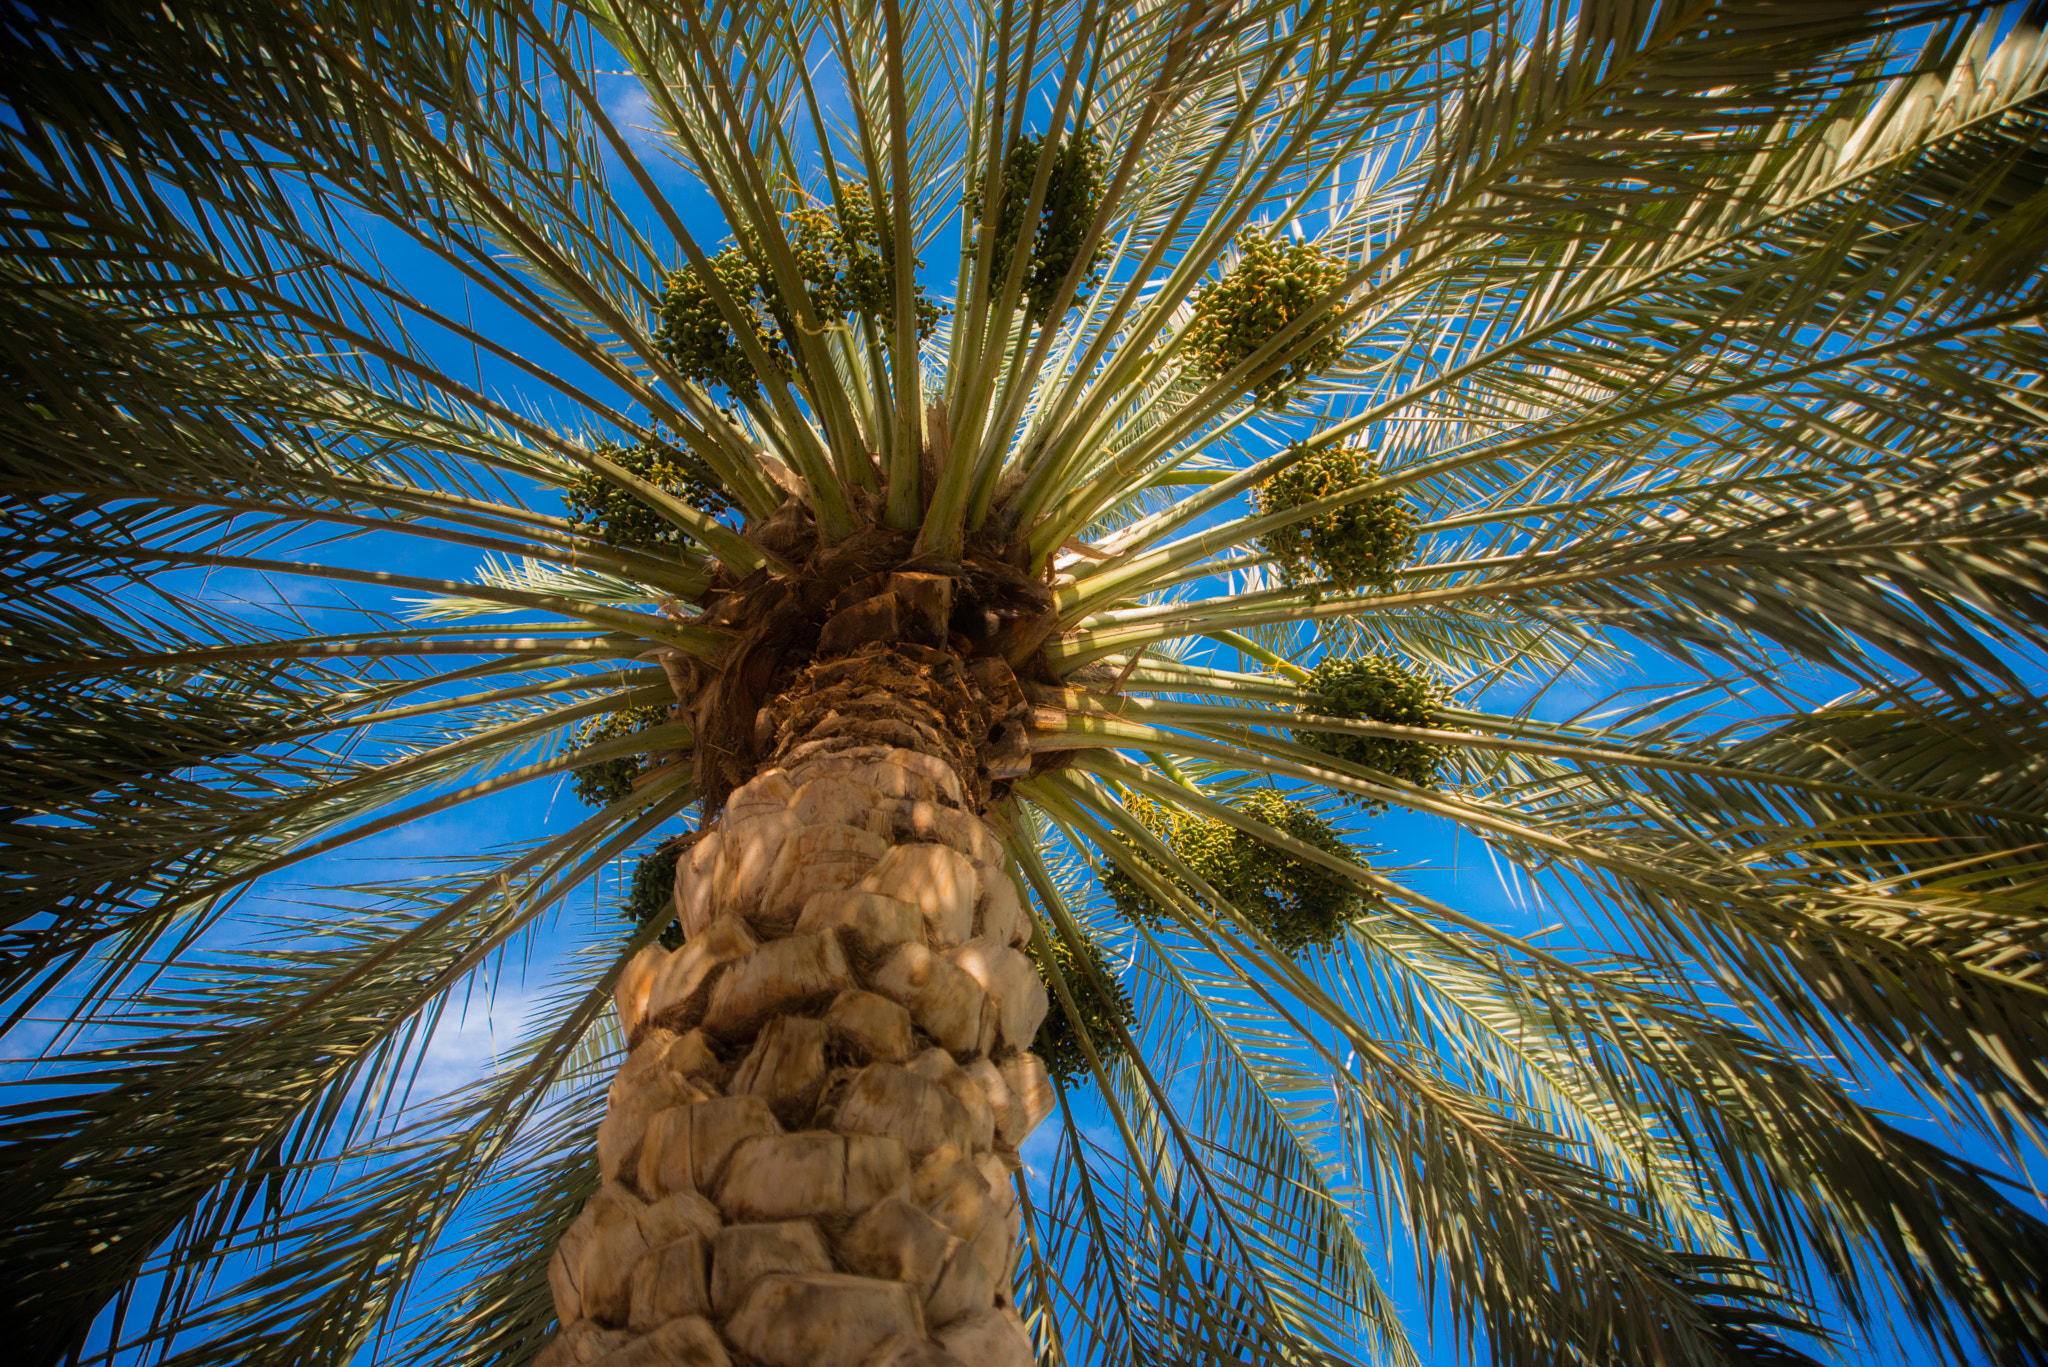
[6,0,2048,1363]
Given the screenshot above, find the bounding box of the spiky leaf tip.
[1294,655,1456,806]
[1184,231,1350,409]
[570,703,670,808]
[1027,926,1136,1084]
[1254,444,1418,589]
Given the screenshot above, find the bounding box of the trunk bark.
[539,723,1055,1367]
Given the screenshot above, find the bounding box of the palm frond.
[10,1,2048,1364]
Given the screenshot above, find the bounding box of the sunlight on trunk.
[544,636,1054,1365]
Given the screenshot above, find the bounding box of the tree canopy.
[4,1,2048,1365]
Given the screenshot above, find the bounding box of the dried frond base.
[664,511,1056,818]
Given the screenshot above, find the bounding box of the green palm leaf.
[6,1,2048,1365]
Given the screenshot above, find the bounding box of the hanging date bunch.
[1026,925,1137,1083]
[564,437,734,549]
[622,835,692,950]
[1294,655,1457,807]
[570,702,672,808]
[1105,791,1364,954]
[969,128,1110,325]
[651,245,777,394]
[1254,442,1419,589]
[655,191,944,394]
[1184,230,1351,409]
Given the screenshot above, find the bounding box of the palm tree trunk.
[539,642,1056,1367]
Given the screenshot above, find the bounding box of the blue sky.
[15,10,2048,1365]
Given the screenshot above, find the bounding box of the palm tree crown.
[5,1,2048,1365]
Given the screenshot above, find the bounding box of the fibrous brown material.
[661,512,1059,819]
[539,741,1050,1366]
[764,644,1014,812]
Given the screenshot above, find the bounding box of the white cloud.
[600,76,669,153]
[412,983,548,1095]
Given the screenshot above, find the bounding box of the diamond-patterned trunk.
[539,735,1053,1367]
